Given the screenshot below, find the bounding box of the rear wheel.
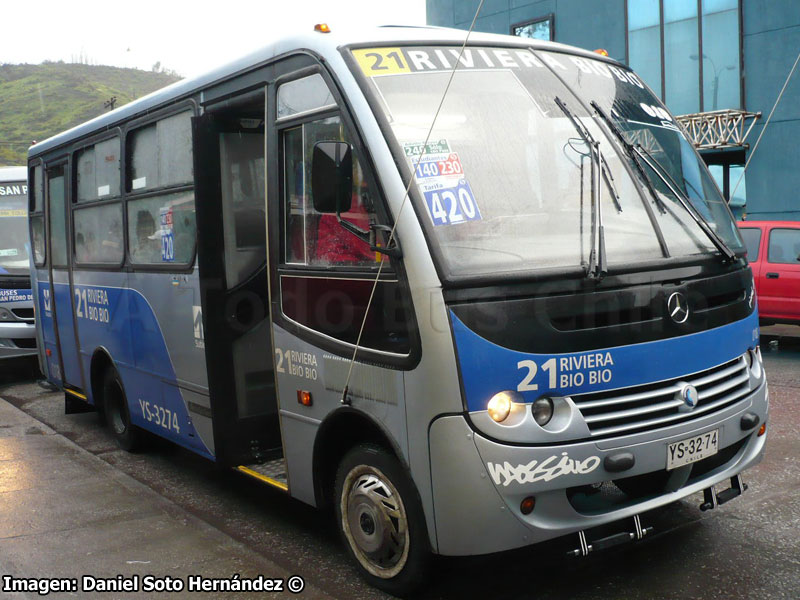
[103,369,143,452]
[334,444,431,597]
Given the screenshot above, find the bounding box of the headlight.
[487,391,518,423]
[532,397,554,426]
[0,307,12,320]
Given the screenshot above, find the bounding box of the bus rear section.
[0,166,37,360]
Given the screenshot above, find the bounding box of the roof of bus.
[28,25,622,158]
[0,166,27,182]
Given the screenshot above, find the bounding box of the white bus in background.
[0,166,36,360]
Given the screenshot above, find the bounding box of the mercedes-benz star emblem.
[680,384,699,409]
[667,292,690,324]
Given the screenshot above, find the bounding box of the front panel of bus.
[0,173,36,359]
[347,44,767,555]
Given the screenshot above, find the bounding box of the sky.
[3,0,427,77]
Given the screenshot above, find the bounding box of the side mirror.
[311,141,352,213]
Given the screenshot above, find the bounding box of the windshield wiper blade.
[590,101,666,215]
[590,101,736,262]
[556,97,628,278]
[555,96,608,279]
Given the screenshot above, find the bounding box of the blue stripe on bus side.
[452,309,760,413]
[41,281,213,459]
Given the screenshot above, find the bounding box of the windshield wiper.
[590,101,736,262]
[555,96,620,279]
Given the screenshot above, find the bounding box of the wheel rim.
[341,465,409,579]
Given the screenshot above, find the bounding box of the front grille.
[11,308,34,320]
[11,338,36,349]
[573,356,751,438]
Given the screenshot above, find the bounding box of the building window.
[511,15,554,41]
[706,151,746,218]
[627,0,741,114]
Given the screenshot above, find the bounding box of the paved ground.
[0,325,798,599]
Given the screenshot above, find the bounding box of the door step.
[237,459,288,492]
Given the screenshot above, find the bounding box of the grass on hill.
[0,62,181,166]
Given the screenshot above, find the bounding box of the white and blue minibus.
[0,166,37,360]
[29,26,767,595]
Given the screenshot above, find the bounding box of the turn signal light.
[594,48,609,56]
[314,23,331,33]
[758,423,767,437]
[520,496,536,515]
[297,390,313,407]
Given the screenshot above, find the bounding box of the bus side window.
[30,164,46,266]
[279,108,411,354]
[125,111,196,267]
[73,138,123,265]
[283,115,377,268]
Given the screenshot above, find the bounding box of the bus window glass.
[767,228,800,264]
[32,165,43,212]
[369,66,662,276]
[48,171,68,267]
[220,131,266,288]
[31,216,45,265]
[0,181,30,274]
[128,112,193,191]
[356,46,747,278]
[277,74,336,119]
[283,116,376,268]
[74,203,124,264]
[127,191,196,265]
[546,49,744,255]
[77,137,120,202]
[739,227,761,261]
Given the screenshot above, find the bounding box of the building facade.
[426,0,800,221]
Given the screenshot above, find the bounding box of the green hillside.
[0,62,182,166]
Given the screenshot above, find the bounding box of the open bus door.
[43,164,85,395]
[192,90,283,475]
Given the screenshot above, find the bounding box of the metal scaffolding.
[675,109,761,150]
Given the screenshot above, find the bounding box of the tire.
[334,444,431,597]
[103,369,143,452]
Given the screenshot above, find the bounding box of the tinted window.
[48,170,68,268]
[220,131,266,288]
[31,165,43,212]
[738,227,761,261]
[283,116,378,268]
[277,74,336,120]
[77,137,120,202]
[128,112,193,191]
[74,203,124,264]
[127,192,196,265]
[31,216,45,265]
[767,228,800,264]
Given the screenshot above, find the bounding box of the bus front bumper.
[0,321,37,358]
[428,381,768,556]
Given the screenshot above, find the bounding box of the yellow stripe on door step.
[64,388,87,400]
[236,465,289,491]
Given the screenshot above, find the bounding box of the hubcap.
[341,466,409,579]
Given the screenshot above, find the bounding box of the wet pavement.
[0,328,798,599]
[0,384,332,599]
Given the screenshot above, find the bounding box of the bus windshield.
[0,183,29,276]
[355,46,743,278]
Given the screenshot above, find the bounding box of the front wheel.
[334,444,431,597]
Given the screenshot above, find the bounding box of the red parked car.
[738,220,800,325]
